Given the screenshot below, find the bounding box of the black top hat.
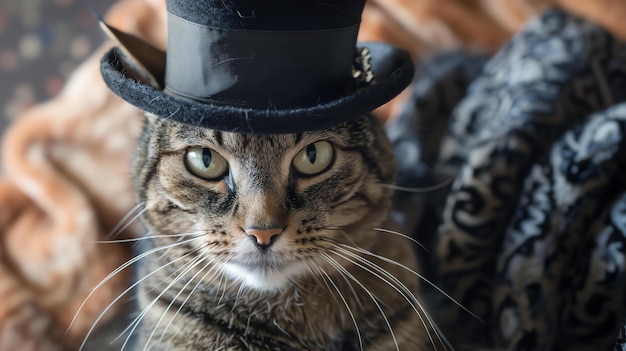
[100,0,414,134]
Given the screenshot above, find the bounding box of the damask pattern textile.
[389,8,626,350]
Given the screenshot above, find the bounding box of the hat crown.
[167,0,365,30]
[163,0,368,108]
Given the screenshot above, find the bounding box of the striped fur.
[128,113,441,350]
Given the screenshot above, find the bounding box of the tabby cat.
[119,111,443,350]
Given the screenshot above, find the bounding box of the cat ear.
[99,21,166,89]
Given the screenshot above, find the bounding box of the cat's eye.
[293,141,334,176]
[184,147,228,180]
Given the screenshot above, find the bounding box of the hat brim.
[100,42,414,134]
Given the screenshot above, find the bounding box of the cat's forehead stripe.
[166,119,348,151]
[220,133,297,153]
[213,130,223,146]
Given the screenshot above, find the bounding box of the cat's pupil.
[306,144,317,164]
[202,148,212,168]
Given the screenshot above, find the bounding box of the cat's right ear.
[99,21,165,90]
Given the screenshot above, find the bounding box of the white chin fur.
[222,262,309,292]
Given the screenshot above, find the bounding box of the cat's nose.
[244,227,283,249]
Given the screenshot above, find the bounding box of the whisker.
[301,260,327,293]
[107,202,147,239]
[154,230,210,259]
[330,247,443,350]
[376,177,454,193]
[300,260,343,349]
[69,230,208,337]
[203,264,227,293]
[310,263,364,351]
[144,247,215,298]
[158,263,223,346]
[77,248,200,351]
[323,253,366,312]
[142,256,214,350]
[371,227,430,254]
[287,274,307,291]
[340,243,482,324]
[216,260,231,305]
[121,253,208,350]
[322,226,430,255]
[117,253,204,346]
[95,233,199,244]
[321,253,399,351]
[146,231,207,263]
[302,260,341,310]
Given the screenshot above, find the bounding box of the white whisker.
[301,260,327,293]
[311,263,364,351]
[376,178,453,193]
[340,243,482,324]
[300,260,343,349]
[330,247,443,350]
[95,233,200,244]
[142,256,215,351]
[159,263,223,346]
[122,253,207,350]
[372,227,430,253]
[321,253,399,351]
[216,261,230,305]
[77,247,200,351]
[302,260,340,309]
[70,230,207,337]
[107,202,147,239]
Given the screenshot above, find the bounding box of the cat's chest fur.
[136,221,425,351]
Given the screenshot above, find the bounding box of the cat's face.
[133,114,396,291]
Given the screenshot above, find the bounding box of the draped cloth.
[390,9,626,350]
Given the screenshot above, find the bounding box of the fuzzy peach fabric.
[0,1,165,349]
[1,0,625,350]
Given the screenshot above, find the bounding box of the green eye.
[185,147,228,180]
[293,141,334,176]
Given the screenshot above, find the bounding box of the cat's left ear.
[99,21,166,90]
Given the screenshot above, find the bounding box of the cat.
[116,111,445,351]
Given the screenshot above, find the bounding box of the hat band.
[164,12,360,108]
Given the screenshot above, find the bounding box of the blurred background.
[0,0,114,132]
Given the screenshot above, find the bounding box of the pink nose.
[244,227,283,246]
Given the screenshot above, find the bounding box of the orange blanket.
[1,0,624,349]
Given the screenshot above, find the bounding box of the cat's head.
[132,113,396,291]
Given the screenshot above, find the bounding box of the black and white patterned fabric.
[389,8,626,351]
